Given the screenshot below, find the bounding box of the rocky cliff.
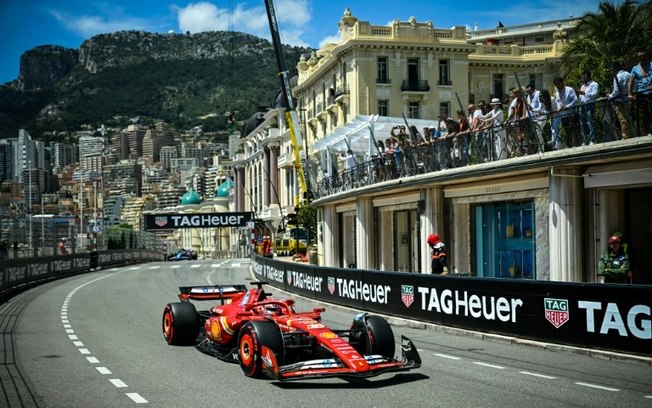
[0,30,309,140]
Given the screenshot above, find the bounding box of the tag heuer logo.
[155,216,168,227]
[401,285,414,308]
[544,298,569,328]
[287,273,292,286]
[327,277,335,295]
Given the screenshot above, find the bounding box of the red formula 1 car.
[162,281,421,381]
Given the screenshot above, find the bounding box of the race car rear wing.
[178,284,248,303]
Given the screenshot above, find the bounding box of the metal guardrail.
[317,98,646,198]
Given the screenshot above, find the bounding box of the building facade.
[235,10,652,285]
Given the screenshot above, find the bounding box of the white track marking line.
[110,379,128,388]
[210,264,221,268]
[170,265,181,268]
[64,272,148,403]
[473,361,505,369]
[645,396,652,399]
[191,264,201,268]
[148,266,160,269]
[231,263,241,267]
[128,267,140,270]
[126,393,148,403]
[575,382,619,392]
[434,353,461,360]
[520,371,557,379]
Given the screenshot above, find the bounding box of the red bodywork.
[171,282,421,380]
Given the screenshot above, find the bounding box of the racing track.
[2,259,651,408]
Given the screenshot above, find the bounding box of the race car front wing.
[263,335,422,381]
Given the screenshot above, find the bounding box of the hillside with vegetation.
[0,30,310,140]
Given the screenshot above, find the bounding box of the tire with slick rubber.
[238,321,283,378]
[353,315,395,358]
[162,302,200,346]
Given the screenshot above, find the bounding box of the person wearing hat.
[427,233,448,275]
[480,98,506,160]
[598,234,630,283]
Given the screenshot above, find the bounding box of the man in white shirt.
[481,98,506,160]
[578,70,599,145]
[553,76,580,147]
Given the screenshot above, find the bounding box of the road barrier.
[0,250,164,296]
[252,255,651,357]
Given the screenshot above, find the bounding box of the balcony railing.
[314,98,648,199]
[401,80,430,92]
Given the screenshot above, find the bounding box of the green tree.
[297,203,317,244]
[559,0,652,87]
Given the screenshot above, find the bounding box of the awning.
[312,115,438,156]
[583,159,652,188]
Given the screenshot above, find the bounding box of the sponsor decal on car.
[544,298,570,328]
[402,285,414,307]
[319,332,337,339]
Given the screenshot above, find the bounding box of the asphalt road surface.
[2,258,651,408]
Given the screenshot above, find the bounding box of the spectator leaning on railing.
[608,61,633,139]
[628,50,652,137]
[577,70,599,145]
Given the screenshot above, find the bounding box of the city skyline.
[1,0,611,84]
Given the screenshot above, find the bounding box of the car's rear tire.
[238,321,283,378]
[162,302,199,346]
[351,315,395,358]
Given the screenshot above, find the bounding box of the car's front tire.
[238,321,283,378]
[162,302,199,346]
[350,315,395,358]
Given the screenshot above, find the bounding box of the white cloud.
[49,10,155,38]
[176,1,311,46]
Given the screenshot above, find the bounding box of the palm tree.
[559,0,652,85]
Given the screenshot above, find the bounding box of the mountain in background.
[0,30,311,141]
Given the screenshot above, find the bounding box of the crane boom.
[264,0,308,196]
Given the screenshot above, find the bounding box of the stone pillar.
[235,166,245,212]
[421,187,444,273]
[322,205,338,267]
[356,197,373,270]
[549,167,583,282]
[263,148,271,205]
[269,145,279,205]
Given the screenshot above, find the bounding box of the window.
[529,74,536,88]
[493,74,504,102]
[438,59,451,86]
[473,201,536,279]
[377,57,389,84]
[439,102,450,117]
[407,58,419,85]
[378,100,389,116]
[408,101,420,119]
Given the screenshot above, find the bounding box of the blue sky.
[0,0,605,84]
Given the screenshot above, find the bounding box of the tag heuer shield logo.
[401,285,414,308]
[327,277,335,295]
[544,298,569,328]
[155,216,168,227]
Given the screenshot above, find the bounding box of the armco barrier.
[1,250,164,295]
[252,255,652,357]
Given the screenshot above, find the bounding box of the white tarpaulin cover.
[313,115,439,177]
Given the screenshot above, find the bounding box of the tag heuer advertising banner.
[145,212,253,230]
[252,255,651,357]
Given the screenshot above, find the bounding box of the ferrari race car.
[167,249,198,261]
[162,281,421,381]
